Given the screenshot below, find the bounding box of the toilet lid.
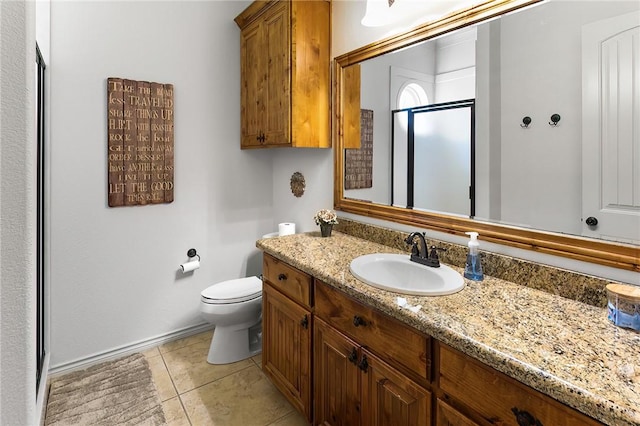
[201,276,262,304]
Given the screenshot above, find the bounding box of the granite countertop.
[257,232,640,426]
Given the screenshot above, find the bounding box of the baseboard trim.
[49,323,214,376]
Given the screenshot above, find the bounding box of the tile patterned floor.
[142,330,309,426]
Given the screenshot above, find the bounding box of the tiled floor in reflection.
[143,330,308,426]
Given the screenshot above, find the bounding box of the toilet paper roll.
[278,222,296,236]
[180,260,200,273]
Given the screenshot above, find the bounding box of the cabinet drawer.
[438,343,602,426]
[315,280,430,383]
[263,254,312,308]
[436,399,479,426]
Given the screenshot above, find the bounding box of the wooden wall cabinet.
[262,254,313,421]
[235,0,330,149]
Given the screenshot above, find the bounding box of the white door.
[582,11,640,244]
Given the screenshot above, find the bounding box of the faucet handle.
[428,246,446,260]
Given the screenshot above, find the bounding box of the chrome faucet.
[404,232,443,267]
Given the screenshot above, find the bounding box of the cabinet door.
[360,349,432,426]
[314,318,361,426]
[262,284,312,421]
[239,2,289,148]
[239,18,264,148]
[262,1,290,146]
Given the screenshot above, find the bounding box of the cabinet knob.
[353,315,367,327]
[358,355,369,372]
[300,314,308,329]
[348,348,358,365]
[511,407,543,426]
[278,273,287,281]
[585,216,598,227]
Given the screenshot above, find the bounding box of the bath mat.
[45,353,166,425]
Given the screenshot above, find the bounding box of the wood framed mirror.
[333,0,639,272]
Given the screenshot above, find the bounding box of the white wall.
[0,2,38,424]
[271,149,334,234]
[48,0,279,368]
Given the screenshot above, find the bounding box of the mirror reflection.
[391,100,475,216]
[342,0,640,245]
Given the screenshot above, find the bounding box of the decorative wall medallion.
[290,172,306,197]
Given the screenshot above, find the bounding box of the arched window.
[397,82,428,109]
[397,82,430,135]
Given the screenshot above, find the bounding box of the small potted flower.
[314,209,338,237]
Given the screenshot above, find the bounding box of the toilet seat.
[201,276,262,305]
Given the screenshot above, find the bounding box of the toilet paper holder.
[187,248,200,261]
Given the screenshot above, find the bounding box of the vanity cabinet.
[261,253,606,425]
[437,343,602,426]
[314,280,432,426]
[262,254,313,421]
[235,0,330,149]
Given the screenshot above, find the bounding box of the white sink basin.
[349,253,464,296]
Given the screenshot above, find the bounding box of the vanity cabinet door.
[315,280,430,385]
[314,318,361,426]
[360,348,432,426]
[262,283,312,422]
[314,317,431,426]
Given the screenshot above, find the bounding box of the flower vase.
[320,223,333,237]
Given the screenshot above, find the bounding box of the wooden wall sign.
[107,78,174,207]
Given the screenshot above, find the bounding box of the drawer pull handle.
[353,315,367,327]
[348,348,358,365]
[358,355,369,372]
[511,407,543,426]
[278,273,287,281]
[300,314,308,329]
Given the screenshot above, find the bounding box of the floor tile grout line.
[158,343,192,425]
[158,350,181,402]
[265,409,297,426]
[158,332,213,357]
[175,363,258,396]
[177,394,193,426]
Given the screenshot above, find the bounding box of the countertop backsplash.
[335,217,617,308]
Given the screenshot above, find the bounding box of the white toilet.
[200,276,262,364]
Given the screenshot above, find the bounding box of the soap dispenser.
[464,232,484,281]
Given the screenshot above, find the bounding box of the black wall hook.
[187,248,200,261]
[549,114,561,126]
[520,116,532,128]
